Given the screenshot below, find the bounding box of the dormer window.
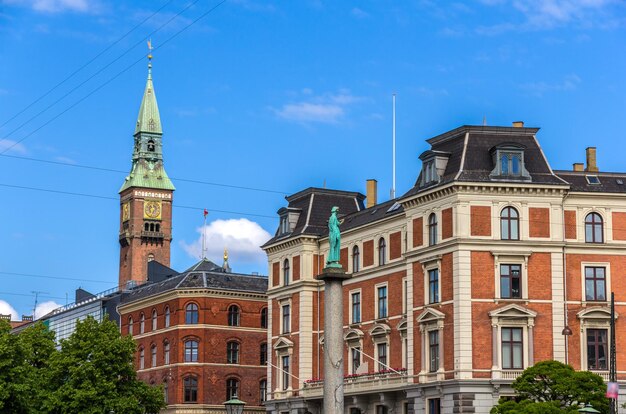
[279,216,289,234]
[489,143,531,181]
[424,160,436,184]
[419,150,451,187]
[277,207,302,236]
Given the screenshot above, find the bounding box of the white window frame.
[279,299,292,335]
[151,309,157,331]
[580,262,611,304]
[398,319,408,369]
[417,308,445,382]
[488,304,536,379]
[344,329,364,375]
[349,288,362,325]
[577,307,614,372]
[493,252,530,300]
[370,324,391,372]
[421,257,442,306]
[375,282,389,320]
[352,243,361,273]
[272,338,294,394]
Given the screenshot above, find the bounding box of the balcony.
[301,369,409,399]
[500,370,524,380]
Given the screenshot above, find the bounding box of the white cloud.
[0,300,18,320]
[520,74,581,96]
[35,300,61,319]
[181,218,271,269]
[0,139,27,154]
[5,0,98,13]
[274,89,365,124]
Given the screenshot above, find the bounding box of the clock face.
[143,200,162,220]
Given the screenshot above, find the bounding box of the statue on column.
[326,206,344,268]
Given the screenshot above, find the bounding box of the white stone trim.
[492,252,530,300]
[349,288,362,324]
[374,282,389,320]
[579,261,611,303]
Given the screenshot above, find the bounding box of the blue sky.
[1,0,626,318]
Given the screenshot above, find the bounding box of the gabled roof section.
[488,303,537,319]
[401,125,568,199]
[416,307,446,324]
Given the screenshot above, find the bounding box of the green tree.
[491,360,608,414]
[41,316,165,414]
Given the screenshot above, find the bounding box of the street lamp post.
[223,394,246,414]
[578,403,601,414]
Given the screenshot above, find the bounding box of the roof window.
[419,150,451,188]
[489,143,531,181]
[586,175,600,185]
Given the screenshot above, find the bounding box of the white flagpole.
[392,93,396,199]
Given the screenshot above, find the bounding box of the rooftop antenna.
[323,179,327,189]
[32,290,48,319]
[391,93,396,199]
[482,115,487,126]
[201,209,208,259]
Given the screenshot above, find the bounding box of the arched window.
[185,303,199,324]
[260,379,267,403]
[163,379,169,404]
[378,238,386,265]
[228,305,240,327]
[147,253,155,262]
[155,223,160,232]
[226,378,239,400]
[184,340,199,362]
[428,213,438,246]
[283,259,290,286]
[144,222,150,231]
[164,306,170,328]
[147,140,155,152]
[140,313,145,334]
[128,316,134,335]
[227,341,240,364]
[164,340,170,365]
[260,307,268,329]
[152,309,157,331]
[183,376,198,402]
[151,344,157,367]
[139,347,145,369]
[352,245,360,272]
[585,213,604,243]
[501,207,519,240]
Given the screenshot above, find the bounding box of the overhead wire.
[0,0,177,130]
[0,0,228,155]
[0,271,113,284]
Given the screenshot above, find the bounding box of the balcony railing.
[302,369,409,398]
[501,370,524,380]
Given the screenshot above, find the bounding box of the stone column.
[318,267,350,414]
[528,324,534,366]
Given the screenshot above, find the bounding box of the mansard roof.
[555,170,626,194]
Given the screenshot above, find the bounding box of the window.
[498,153,522,176]
[139,347,145,369]
[428,213,437,246]
[183,376,198,403]
[500,264,522,299]
[184,340,199,362]
[378,238,386,265]
[283,259,290,286]
[423,159,436,184]
[226,378,239,399]
[585,267,606,301]
[351,347,361,374]
[260,379,267,403]
[185,303,199,324]
[279,216,289,234]
[377,342,387,371]
[164,306,170,328]
[428,269,439,304]
[260,343,267,365]
[281,355,290,390]
[352,245,360,272]
[351,292,361,324]
[501,327,523,369]
[164,341,170,365]
[128,317,133,335]
[429,331,439,372]
[140,313,145,334]
[147,140,155,152]
[377,406,389,414]
[587,329,608,370]
[152,309,157,331]
[377,286,388,319]
[227,341,240,364]
[228,305,240,327]
[163,380,168,404]
[428,398,441,414]
[585,213,604,243]
[151,345,157,367]
[282,304,290,334]
[260,307,268,329]
[501,207,519,240]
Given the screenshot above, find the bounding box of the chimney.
[573,163,584,172]
[585,147,598,172]
[512,121,524,128]
[366,179,378,208]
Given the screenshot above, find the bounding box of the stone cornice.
[264,235,319,255]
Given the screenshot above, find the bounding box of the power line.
[0,154,289,195]
[0,291,66,301]
[0,271,112,285]
[0,0,177,130]
[0,0,228,154]
[0,182,277,219]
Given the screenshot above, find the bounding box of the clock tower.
[118,53,175,288]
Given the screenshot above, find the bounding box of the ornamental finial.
[147,39,153,77]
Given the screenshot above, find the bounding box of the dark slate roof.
[340,198,404,233]
[402,125,568,198]
[555,171,626,193]
[120,258,267,304]
[263,187,366,246]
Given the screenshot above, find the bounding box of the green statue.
[326,206,343,268]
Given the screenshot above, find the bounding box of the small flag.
[607,382,618,399]
[203,209,208,217]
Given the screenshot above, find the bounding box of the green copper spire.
[120,48,175,193]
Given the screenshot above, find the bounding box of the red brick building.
[118,258,268,413]
[262,124,626,414]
